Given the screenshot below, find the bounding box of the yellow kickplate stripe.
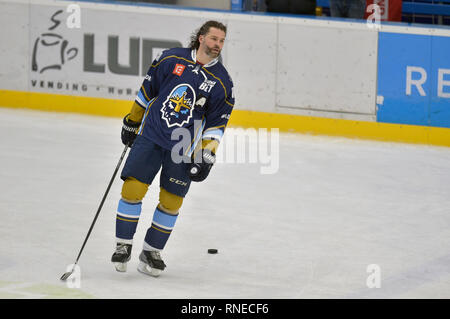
[228,109,450,147]
[0,90,131,118]
[1,90,449,147]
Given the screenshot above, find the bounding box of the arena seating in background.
[315,0,450,25]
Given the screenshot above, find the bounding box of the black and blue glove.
[188,149,216,182]
[121,114,141,147]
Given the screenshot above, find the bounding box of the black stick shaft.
[72,145,129,265]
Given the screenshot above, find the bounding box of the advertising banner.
[377,32,450,128]
[27,3,200,101]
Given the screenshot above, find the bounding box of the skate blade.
[137,261,162,277]
[113,262,127,272]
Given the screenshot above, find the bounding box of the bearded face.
[199,27,225,59]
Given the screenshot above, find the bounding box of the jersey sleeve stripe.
[138,97,157,135]
[140,85,151,101]
[185,118,206,156]
[136,93,147,108]
[202,129,224,141]
[204,125,226,131]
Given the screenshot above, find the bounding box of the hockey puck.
[208,249,218,254]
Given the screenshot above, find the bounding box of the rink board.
[2,89,449,147]
[0,0,449,146]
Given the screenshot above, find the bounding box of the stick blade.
[60,271,74,281]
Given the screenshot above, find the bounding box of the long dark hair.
[189,20,227,50]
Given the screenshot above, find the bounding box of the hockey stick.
[60,144,129,281]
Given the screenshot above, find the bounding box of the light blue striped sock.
[116,199,142,241]
[143,207,178,251]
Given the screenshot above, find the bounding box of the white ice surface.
[1,107,450,299]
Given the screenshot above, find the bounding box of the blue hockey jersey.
[135,47,235,156]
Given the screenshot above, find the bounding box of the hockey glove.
[121,114,141,146]
[189,149,216,182]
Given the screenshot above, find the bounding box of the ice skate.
[137,250,166,277]
[111,243,132,272]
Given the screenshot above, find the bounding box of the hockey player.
[111,21,235,277]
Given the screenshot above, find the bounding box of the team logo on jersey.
[161,84,196,127]
[173,64,185,76]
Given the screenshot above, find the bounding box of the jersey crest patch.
[173,63,185,76]
[161,84,196,128]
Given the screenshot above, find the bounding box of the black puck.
[208,249,218,254]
